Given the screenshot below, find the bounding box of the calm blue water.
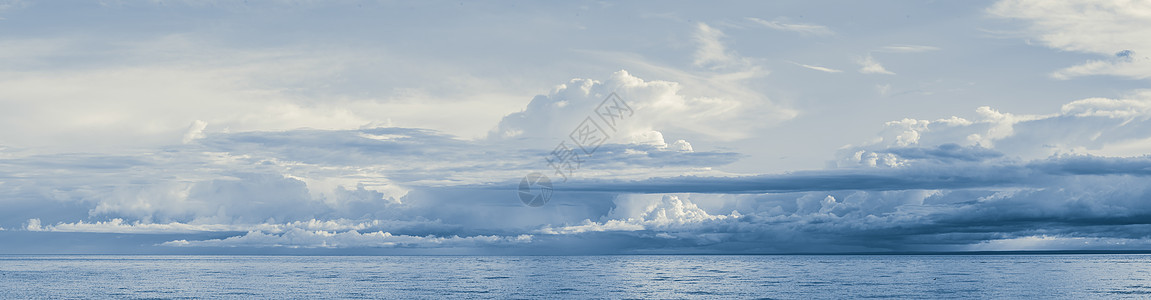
[1,255,1149,299]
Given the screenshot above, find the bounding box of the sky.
[2,0,1151,254]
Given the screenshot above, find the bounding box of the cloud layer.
[6,71,1151,253]
[3,0,1151,254]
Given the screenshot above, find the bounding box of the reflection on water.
[1,255,1150,298]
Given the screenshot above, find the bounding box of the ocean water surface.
[1,255,1150,299]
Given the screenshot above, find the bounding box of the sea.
[1,255,1149,299]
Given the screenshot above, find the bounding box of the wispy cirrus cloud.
[746,17,834,36]
[792,62,843,73]
[990,0,1151,80]
[878,44,940,53]
[692,22,756,71]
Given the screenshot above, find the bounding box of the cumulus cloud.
[0,71,755,244]
[990,0,1151,79]
[537,195,747,248]
[25,218,40,231]
[505,92,1151,253]
[570,25,795,143]
[838,91,1151,162]
[0,125,742,234]
[857,55,895,75]
[6,3,1151,254]
[746,17,834,36]
[528,166,1151,253]
[10,87,1151,253]
[19,88,1151,254]
[489,70,752,144]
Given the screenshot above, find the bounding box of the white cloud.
[24,218,40,231]
[838,91,1151,167]
[966,235,1151,251]
[793,62,843,73]
[1049,55,1151,80]
[670,139,693,152]
[10,0,1151,254]
[528,156,1151,252]
[857,55,895,75]
[10,82,1151,253]
[86,173,323,224]
[746,17,834,36]
[26,218,431,234]
[181,120,207,144]
[570,26,795,141]
[692,23,752,70]
[0,35,532,152]
[33,218,244,233]
[538,195,737,235]
[990,0,1151,79]
[162,229,532,248]
[878,44,940,53]
[1060,95,1151,118]
[0,123,744,236]
[489,70,751,143]
[537,219,645,235]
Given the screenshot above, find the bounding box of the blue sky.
[2,0,1151,254]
